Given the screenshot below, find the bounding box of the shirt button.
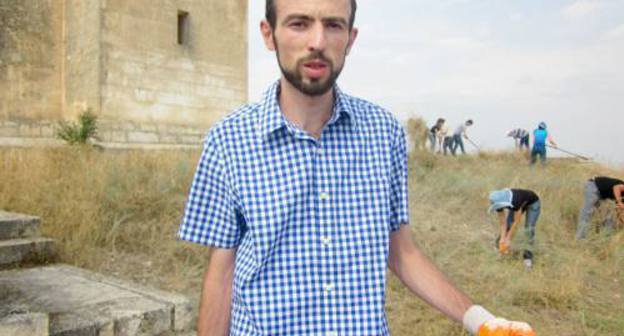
[321,236,332,246]
[324,283,334,292]
[320,192,329,200]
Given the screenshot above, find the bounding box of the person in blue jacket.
[531,122,557,165]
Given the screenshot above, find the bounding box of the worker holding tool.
[507,128,530,154]
[576,176,624,239]
[489,188,541,269]
[530,122,556,165]
[451,119,474,155]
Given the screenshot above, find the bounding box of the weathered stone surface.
[0,238,54,267]
[0,265,193,335]
[57,265,194,332]
[1,0,248,148]
[127,131,159,144]
[0,313,49,336]
[0,210,41,239]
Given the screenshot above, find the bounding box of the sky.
[247,0,624,167]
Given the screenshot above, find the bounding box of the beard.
[275,47,345,97]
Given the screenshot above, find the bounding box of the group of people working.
[428,118,559,166]
[506,122,557,165]
[428,118,474,155]
[488,176,624,269]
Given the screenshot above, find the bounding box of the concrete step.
[0,264,193,335]
[0,211,41,240]
[0,313,48,336]
[0,238,55,268]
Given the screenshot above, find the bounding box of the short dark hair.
[265,0,357,30]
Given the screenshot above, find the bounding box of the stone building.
[0,0,247,148]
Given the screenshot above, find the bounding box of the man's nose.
[307,23,327,52]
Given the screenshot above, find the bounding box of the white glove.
[463,305,536,336]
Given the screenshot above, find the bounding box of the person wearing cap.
[530,122,556,165]
[576,176,624,239]
[488,188,541,268]
[451,119,474,155]
[507,128,530,153]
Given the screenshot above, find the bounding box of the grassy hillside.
[1,147,622,335]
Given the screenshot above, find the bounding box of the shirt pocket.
[349,173,391,242]
[241,170,307,272]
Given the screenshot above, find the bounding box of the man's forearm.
[613,185,624,207]
[389,226,472,322]
[498,212,507,240]
[198,249,236,336]
[506,211,523,240]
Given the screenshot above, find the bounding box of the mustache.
[300,50,332,65]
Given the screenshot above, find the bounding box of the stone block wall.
[0,0,64,122]
[0,0,248,148]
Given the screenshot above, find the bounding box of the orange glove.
[478,318,536,336]
[463,306,535,336]
[498,240,509,254]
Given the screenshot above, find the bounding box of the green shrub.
[55,110,100,145]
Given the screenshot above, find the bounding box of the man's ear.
[260,20,276,51]
[345,27,359,56]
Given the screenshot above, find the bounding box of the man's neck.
[278,78,335,139]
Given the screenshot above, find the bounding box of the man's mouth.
[302,60,329,79]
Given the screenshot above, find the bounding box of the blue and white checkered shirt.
[178,81,409,335]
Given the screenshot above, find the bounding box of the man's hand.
[478,318,536,336]
[499,237,510,254]
[463,306,535,336]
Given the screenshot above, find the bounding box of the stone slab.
[0,312,49,336]
[57,265,194,332]
[0,238,55,267]
[0,264,192,335]
[0,210,41,240]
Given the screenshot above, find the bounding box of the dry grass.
[1,147,623,335]
[0,147,207,296]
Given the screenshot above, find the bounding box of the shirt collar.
[257,81,358,140]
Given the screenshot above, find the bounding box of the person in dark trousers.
[443,134,454,155]
[489,188,541,269]
[530,122,556,165]
[451,119,473,155]
[507,128,530,154]
[576,176,624,239]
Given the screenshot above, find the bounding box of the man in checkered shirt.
[178,1,536,335]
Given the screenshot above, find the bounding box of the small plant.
[55,110,100,146]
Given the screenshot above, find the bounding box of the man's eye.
[326,22,345,30]
[289,21,306,28]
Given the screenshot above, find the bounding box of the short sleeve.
[389,125,410,232]
[177,132,242,248]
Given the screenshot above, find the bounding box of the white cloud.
[562,1,602,20]
[603,24,624,40]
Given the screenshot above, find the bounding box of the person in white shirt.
[451,119,473,155]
